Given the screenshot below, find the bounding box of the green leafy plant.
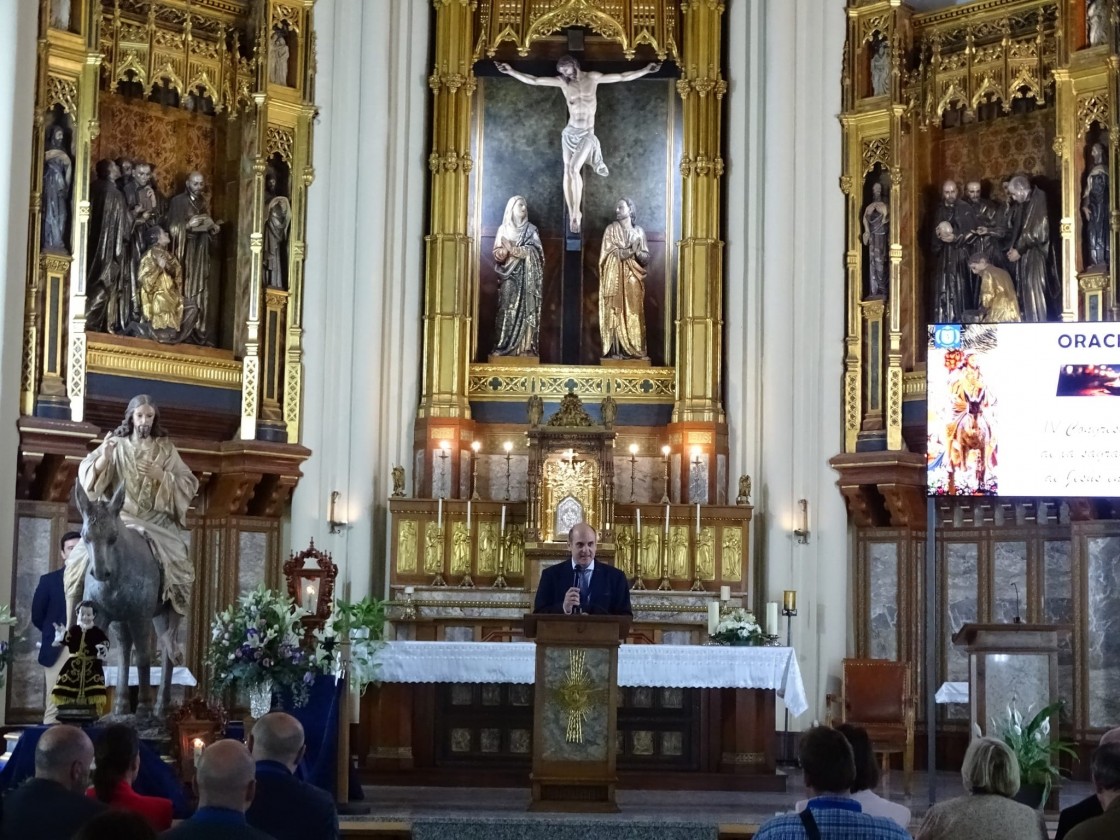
[710,607,767,646]
[0,605,17,688]
[993,700,1078,805]
[310,596,387,693]
[205,586,314,706]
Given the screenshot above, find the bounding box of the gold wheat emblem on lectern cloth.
[554,648,603,744]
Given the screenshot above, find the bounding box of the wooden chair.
[825,658,914,795]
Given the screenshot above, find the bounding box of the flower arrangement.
[990,699,1077,805]
[710,607,767,646]
[310,596,387,693]
[205,586,313,707]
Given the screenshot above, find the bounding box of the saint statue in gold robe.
[968,254,1021,323]
[138,227,185,333]
[598,198,649,359]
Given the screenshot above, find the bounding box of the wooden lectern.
[951,623,1060,741]
[523,613,630,812]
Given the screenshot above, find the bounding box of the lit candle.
[720,585,731,601]
[707,601,720,636]
[636,508,641,536]
[664,502,670,536]
[404,586,415,596]
[192,737,204,766]
[695,502,701,537]
[783,590,797,611]
[766,601,779,636]
[304,583,316,612]
[437,497,443,529]
[466,500,472,531]
[500,504,506,534]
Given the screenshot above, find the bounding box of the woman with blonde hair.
[916,736,1047,840]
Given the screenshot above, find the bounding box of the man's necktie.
[577,567,590,606]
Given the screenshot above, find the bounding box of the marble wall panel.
[946,542,979,719]
[1086,535,1120,727]
[991,541,1027,624]
[478,454,528,503]
[984,653,1049,732]
[612,457,664,505]
[11,517,55,720]
[1042,540,1074,708]
[868,542,899,661]
[237,531,268,595]
[687,454,709,504]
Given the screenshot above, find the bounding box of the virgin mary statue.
[491,195,544,357]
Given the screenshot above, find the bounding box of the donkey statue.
[75,481,173,719]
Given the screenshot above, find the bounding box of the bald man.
[246,713,339,840]
[1,725,104,840]
[533,522,632,616]
[1056,727,1120,840]
[161,739,273,839]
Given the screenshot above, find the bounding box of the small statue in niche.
[86,159,130,334]
[391,465,406,498]
[138,226,186,339]
[167,171,221,344]
[49,0,70,30]
[1088,0,1107,47]
[270,28,290,86]
[491,195,543,357]
[861,181,889,297]
[1006,174,1055,322]
[116,158,135,197]
[599,197,650,359]
[1082,142,1110,269]
[968,253,1021,324]
[600,395,617,429]
[929,179,976,323]
[526,394,544,428]
[263,165,292,290]
[41,123,72,252]
[736,474,751,505]
[495,56,660,234]
[870,35,890,96]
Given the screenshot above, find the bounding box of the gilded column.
[416,0,476,496]
[671,0,727,502]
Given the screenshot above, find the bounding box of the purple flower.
[303,671,315,685]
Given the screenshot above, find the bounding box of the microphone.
[1012,582,1022,624]
[571,569,582,615]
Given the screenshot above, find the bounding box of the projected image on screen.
[1055,364,1120,396]
[927,325,998,496]
[928,323,1120,497]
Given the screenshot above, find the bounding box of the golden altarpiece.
[10,0,317,721]
[833,0,1120,761]
[367,0,774,789]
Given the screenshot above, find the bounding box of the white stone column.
[0,0,43,722]
[724,0,848,729]
[292,0,428,601]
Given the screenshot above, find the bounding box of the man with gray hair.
[1057,727,1120,839]
[161,739,273,839]
[246,712,339,840]
[0,725,104,839]
[1066,742,1120,840]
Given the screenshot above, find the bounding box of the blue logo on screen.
[933,325,961,349]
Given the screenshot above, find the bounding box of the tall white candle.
[500,504,506,534]
[636,508,641,536]
[437,497,443,529]
[707,601,720,635]
[664,503,670,536]
[695,502,701,537]
[766,601,779,637]
[466,500,472,531]
[720,585,731,601]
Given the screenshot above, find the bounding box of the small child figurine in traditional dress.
[52,600,109,714]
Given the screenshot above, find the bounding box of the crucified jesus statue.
[495,56,661,234]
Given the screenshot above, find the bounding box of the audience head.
[34,724,95,793]
[91,723,141,802]
[72,810,157,840]
[249,712,306,770]
[1099,726,1120,747]
[961,736,1019,798]
[60,530,81,561]
[835,723,880,793]
[1091,742,1120,809]
[799,726,856,796]
[195,738,256,812]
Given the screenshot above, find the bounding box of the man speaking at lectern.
[533,522,633,616]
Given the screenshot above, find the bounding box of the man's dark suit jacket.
[1056,793,1104,840]
[30,569,66,667]
[0,777,105,840]
[245,760,339,840]
[533,559,632,616]
[159,807,275,840]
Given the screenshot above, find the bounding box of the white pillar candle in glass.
[766,602,779,637]
[707,601,720,636]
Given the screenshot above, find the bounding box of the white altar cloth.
[935,681,969,703]
[377,642,808,716]
[103,666,198,687]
